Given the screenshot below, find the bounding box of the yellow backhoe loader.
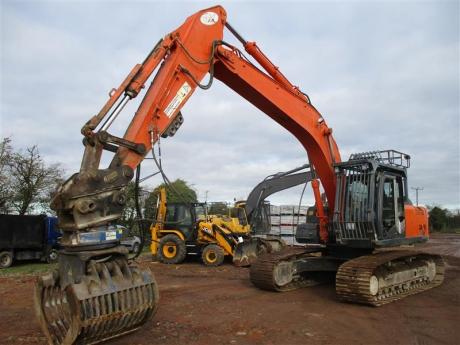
[150,188,283,266]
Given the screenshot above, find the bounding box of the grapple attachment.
[35,252,159,345]
[233,237,285,267]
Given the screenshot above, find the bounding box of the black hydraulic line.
[131,164,146,260]
[225,21,247,45]
[139,171,161,183]
[296,180,309,227]
[177,39,220,90]
[149,130,195,203]
[157,132,162,170]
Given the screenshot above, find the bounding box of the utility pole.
[411,187,424,206]
[205,190,209,203]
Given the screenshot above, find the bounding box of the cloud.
[1,0,458,208]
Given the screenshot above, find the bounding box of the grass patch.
[0,261,56,276]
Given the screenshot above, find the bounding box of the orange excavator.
[35,5,444,345]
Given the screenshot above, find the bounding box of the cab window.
[382,178,395,229]
[381,176,405,235]
[166,205,176,222]
[176,206,192,226]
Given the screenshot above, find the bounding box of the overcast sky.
[1,0,459,208]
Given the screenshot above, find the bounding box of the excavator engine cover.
[233,237,284,267]
[34,247,159,345]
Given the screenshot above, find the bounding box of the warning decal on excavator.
[200,12,219,26]
[164,82,191,118]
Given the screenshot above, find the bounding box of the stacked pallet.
[269,204,308,245]
[269,205,281,234]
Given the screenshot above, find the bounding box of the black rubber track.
[336,250,445,306]
[250,247,320,291]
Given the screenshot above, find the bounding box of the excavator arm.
[51,5,339,243]
[38,6,342,345]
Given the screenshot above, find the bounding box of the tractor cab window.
[194,205,207,221]
[238,208,248,226]
[230,207,248,226]
[166,205,176,223]
[165,205,193,226]
[176,206,193,226]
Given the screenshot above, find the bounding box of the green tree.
[445,209,460,231]
[428,206,448,231]
[9,145,64,215]
[119,181,150,229]
[144,179,197,220]
[208,202,229,216]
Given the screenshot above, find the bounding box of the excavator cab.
[332,150,426,248]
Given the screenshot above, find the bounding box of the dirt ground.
[1,233,459,345]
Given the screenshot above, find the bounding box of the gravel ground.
[1,233,459,345]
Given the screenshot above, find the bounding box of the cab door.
[378,174,405,240]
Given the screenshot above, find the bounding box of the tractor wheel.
[158,234,186,264]
[0,251,13,269]
[201,244,225,266]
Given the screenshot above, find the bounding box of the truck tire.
[47,249,59,263]
[201,244,225,266]
[158,234,186,264]
[0,251,13,269]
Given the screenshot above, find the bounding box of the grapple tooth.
[35,257,159,345]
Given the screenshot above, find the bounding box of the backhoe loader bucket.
[35,254,159,345]
[233,237,285,267]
